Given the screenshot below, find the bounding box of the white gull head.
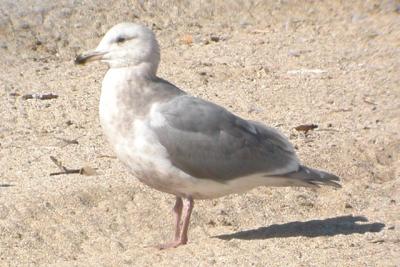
[75,23,160,74]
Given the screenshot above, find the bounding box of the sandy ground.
[0,0,399,266]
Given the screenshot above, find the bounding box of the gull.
[75,22,341,249]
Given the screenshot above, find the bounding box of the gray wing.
[151,95,300,181]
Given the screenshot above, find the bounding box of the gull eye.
[116,36,127,43]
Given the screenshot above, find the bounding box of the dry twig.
[22,93,58,100]
[55,137,80,148]
[96,154,117,159]
[363,97,377,106]
[49,156,97,176]
[0,184,14,188]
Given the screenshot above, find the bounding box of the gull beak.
[74,50,107,65]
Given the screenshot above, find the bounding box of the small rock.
[239,20,250,28]
[345,203,353,209]
[20,21,30,29]
[248,106,263,114]
[288,50,301,57]
[45,202,53,209]
[210,36,220,42]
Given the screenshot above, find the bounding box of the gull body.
[76,22,340,249]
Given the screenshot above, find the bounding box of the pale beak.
[74,50,107,65]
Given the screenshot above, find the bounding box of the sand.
[0,0,399,266]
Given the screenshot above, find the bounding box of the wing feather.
[151,95,299,181]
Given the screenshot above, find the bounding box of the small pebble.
[345,203,353,209]
[288,50,301,57]
[210,36,220,42]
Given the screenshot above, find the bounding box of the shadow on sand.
[215,215,385,240]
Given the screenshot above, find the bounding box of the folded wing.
[150,95,300,181]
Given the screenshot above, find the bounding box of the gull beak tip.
[74,54,86,65]
[74,50,106,65]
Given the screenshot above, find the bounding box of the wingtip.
[317,171,342,188]
[286,165,342,189]
[325,180,342,188]
[308,179,342,189]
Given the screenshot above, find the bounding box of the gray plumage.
[154,96,294,179]
[151,94,340,188]
[75,22,341,249]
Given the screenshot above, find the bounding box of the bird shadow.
[215,215,385,240]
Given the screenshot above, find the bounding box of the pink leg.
[158,197,194,250]
[173,197,183,241]
[177,197,194,245]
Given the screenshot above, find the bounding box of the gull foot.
[156,240,187,250]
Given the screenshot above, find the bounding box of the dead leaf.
[294,124,318,134]
[181,34,193,45]
[80,166,97,176]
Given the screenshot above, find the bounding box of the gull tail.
[282,165,341,188]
